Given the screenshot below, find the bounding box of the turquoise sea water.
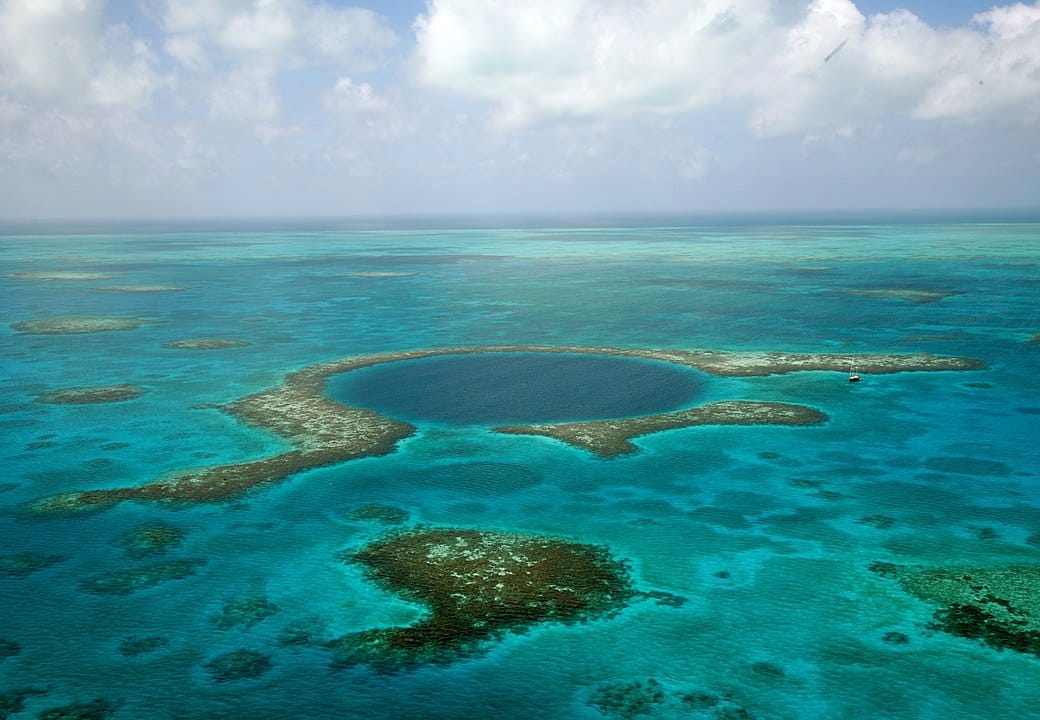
[1,219,1038,719]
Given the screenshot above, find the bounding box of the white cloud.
[414,0,1040,135]
[322,76,415,155]
[209,68,279,123]
[0,0,159,109]
[162,0,397,72]
[678,146,720,179]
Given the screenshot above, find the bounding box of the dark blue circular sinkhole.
[326,352,705,425]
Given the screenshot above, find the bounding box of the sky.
[0,0,1037,220]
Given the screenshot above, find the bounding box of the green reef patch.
[37,698,118,720]
[843,288,959,303]
[113,523,185,558]
[211,597,280,629]
[0,639,20,659]
[347,504,410,525]
[36,385,145,405]
[10,317,144,335]
[118,635,168,656]
[8,271,113,281]
[161,338,252,349]
[871,561,1040,658]
[25,344,983,515]
[329,528,635,670]
[203,648,272,682]
[95,285,188,292]
[0,687,48,719]
[79,559,205,595]
[0,552,67,578]
[590,678,666,719]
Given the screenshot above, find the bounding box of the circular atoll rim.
[25,344,983,515]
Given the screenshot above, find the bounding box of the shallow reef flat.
[95,285,189,293]
[0,552,67,578]
[497,400,827,456]
[10,317,144,334]
[113,523,185,558]
[871,561,1040,658]
[346,271,419,278]
[36,384,145,404]
[841,288,959,303]
[25,344,982,515]
[328,527,635,670]
[78,559,206,595]
[8,271,114,281]
[161,339,251,349]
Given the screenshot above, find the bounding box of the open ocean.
[2,217,1038,719]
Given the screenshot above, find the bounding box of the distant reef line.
[24,345,984,516]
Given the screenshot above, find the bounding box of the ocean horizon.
[2,216,1038,719]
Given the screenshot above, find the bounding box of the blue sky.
[1,0,1037,219]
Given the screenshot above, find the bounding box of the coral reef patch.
[211,597,279,630]
[95,285,188,293]
[347,504,410,525]
[10,317,144,334]
[0,639,20,659]
[0,552,67,578]
[328,528,635,670]
[79,559,205,595]
[870,561,1040,657]
[589,678,666,718]
[114,523,184,558]
[496,401,827,457]
[843,288,959,303]
[161,339,251,349]
[37,698,118,720]
[9,271,112,281]
[0,687,48,719]
[118,635,169,656]
[203,649,272,682]
[36,385,145,405]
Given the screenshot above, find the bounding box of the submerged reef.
[843,288,959,303]
[871,561,1040,657]
[8,271,112,281]
[36,385,145,405]
[10,317,144,334]
[347,504,410,525]
[0,639,20,659]
[0,552,67,578]
[113,523,184,558]
[37,698,118,720]
[589,678,666,719]
[211,597,280,630]
[329,528,635,670]
[0,688,48,718]
[26,344,983,515]
[161,339,251,349]
[347,271,419,278]
[203,649,272,682]
[95,285,188,292]
[118,635,168,656]
[79,559,205,595]
[497,400,826,457]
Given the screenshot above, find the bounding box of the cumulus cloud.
[414,0,1040,134]
[162,0,397,72]
[0,0,158,109]
[322,77,415,158]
